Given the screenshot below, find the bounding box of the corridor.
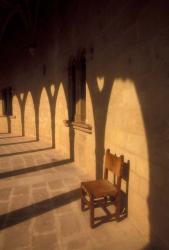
[0,134,147,250]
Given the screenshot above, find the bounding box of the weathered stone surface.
[3,223,30,250]
[32,188,50,203]
[0,188,12,201]
[10,195,30,210]
[59,212,83,238]
[32,233,59,250]
[0,202,9,215]
[33,212,56,233]
[0,135,152,249]
[48,179,65,190]
[13,186,30,196]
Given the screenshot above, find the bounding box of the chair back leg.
[115,193,121,221]
[89,195,94,228]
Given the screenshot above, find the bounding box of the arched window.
[68,52,86,123]
[68,58,76,121]
[1,87,12,116]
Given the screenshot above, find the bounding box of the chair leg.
[104,196,107,205]
[115,195,121,221]
[89,195,94,228]
[81,188,85,211]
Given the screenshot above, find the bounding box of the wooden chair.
[81,149,124,228]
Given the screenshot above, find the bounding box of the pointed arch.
[11,95,22,135]
[39,87,52,144]
[24,91,36,139]
[55,82,69,156]
[105,77,149,236]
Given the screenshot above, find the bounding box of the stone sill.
[0,115,16,119]
[63,120,92,134]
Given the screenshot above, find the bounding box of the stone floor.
[0,134,147,250]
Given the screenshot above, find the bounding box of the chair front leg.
[89,195,94,228]
[81,187,85,211]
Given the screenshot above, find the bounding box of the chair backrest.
[104,149,124,186]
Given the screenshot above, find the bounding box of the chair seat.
[81,179,118,198]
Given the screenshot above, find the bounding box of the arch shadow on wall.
[1,1,169,247]
[87,67,169,249]
[11,80,75,161]
[6,56,169,249]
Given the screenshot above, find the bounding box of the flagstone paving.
[0,134,148,250]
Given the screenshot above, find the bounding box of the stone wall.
[0,0,169,248]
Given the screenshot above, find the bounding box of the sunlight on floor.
[0,134,148,250]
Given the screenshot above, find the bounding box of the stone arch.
[55,82,69,156]
[39,87,52,144]
[105,78,150,239]
[24,91,36,139]
[11,95,22,135]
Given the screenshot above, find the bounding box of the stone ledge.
[0,115,16,119]
[63,120,92,134]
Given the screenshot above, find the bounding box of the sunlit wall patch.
[96,76,105,92]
